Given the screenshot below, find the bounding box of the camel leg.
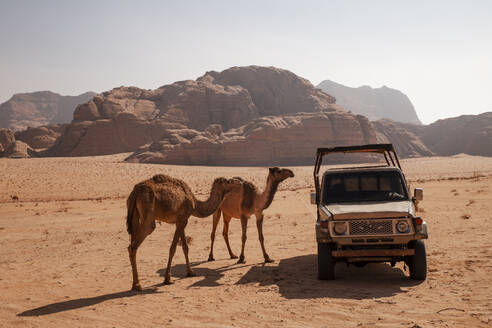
[208,210,221,261]
[178,219,195,277]
[256,212,273,263]
[163,221,183,285]
[222,214,237,259]
[128,205,156,291]
[237,215,248,264]
[128,234,145,291]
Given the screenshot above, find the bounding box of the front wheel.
[408,240,427,280]
[317,243,335,280]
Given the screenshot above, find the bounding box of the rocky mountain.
[421,112,492,156]
[49,66,346,158]
[317,80,422,124]
[373,112,492,157]
[0,91,96,131]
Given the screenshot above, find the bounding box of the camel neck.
[192,182,224,218]
[259,175,280,210]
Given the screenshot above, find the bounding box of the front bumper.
[332,249,415,257]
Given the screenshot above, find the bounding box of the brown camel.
[208,167,294,264]
[126,174,241,291]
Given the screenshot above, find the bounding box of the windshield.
[322,171,408,204]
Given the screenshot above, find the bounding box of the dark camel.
[208,167,294,264]
[126,174,241,291]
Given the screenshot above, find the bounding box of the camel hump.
[241,181,256,211]
[152,174,173,184]
[132,182,155,201]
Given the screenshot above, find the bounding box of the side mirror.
[414,188,423,201]
[310,192,317,205]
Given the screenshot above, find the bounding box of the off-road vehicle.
[311,144,428,280]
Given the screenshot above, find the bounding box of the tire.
[408,240,427,280]
[317,243,335,280]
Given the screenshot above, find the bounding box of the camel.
[208,167,294,264]
[126,174,241,291]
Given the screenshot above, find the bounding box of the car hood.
[321,201,414,220]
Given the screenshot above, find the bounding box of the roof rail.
[313,144,403,204]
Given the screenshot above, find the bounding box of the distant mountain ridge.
[421,112,492,156]
[374,112,492,157]
[1,68,491,161]
[0,91,96,131]
[317,79,422,125]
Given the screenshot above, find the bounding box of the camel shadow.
[236,254,423,300]
[17,288,160,317]
[156,260,254,288]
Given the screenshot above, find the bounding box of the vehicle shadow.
[17,288,160,317]
[236,254,423,300]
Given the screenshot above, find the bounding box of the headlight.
[396,220,410,233]
[333,222,347,235]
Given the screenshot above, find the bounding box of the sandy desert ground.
[1,154,492,327]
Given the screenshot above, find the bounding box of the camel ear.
[269,167,274,173]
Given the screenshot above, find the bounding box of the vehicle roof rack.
[316,143,396,155]
[313,144,403,204]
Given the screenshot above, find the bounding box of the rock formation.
[0,128,15,153]
[0,91,96,131]
[126,112,377,165]
[0,128,36,158]
[3,140,35,158]
[317,80,422,124]
[421,112,492,156]
[14,124,67,149]
[35,66,492,162]
[373,112,492,157]
[373,119,433,157]
[49,66,341,157]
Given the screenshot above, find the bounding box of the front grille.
[349,220,393,235]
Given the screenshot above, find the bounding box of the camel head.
[268,167,295,182]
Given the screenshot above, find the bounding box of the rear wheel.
[408,240,427,280]
[317,243,335,280]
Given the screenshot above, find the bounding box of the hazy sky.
[1,0,490,124]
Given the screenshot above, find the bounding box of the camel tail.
[126,190,137,235]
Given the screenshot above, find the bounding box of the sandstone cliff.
[317,80,422,125]
[0,91,96,131]
[421,112,492,156]
[373,119,433,157]
[49,66,341,157]
[126,112,378,165]
[373,112,492,157]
